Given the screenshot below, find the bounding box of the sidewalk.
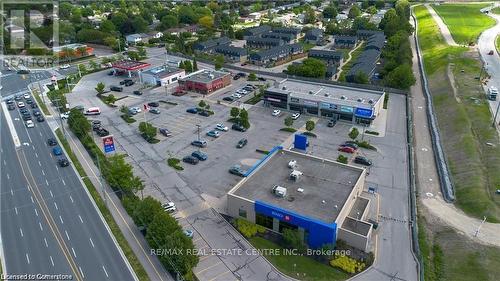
[42,91,173,281]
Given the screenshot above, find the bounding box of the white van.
[84,107,101,115]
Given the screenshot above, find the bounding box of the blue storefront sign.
[102,135,116,153]
[354,108,373,118]
[340,105,353,113]
[320,102,337,110]
[255,201,336,248]
[294,134,308,151]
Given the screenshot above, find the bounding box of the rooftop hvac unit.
[309,90,314,95]
[288,159,297,169]
[357,98,363,102]
[297,187,304,193]
[209,74,215,79]
[368,99,374,104]
[272,185,287,198]
[290,170,303,181]
[340,95,347,100]
[282,86,287,90]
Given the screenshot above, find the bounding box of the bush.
[349,128,359,140]
[235,219,265,238]
[255,149,270,154]
[280,127,297,133]
[383,93,389,109]
[365,130,379,135]
[355,140,377,151]
[284,116,294,127]
[337,155,348,164]
[306,120,315,132]
[283,228,307,253]
[248,73,257,81]
[330,255,366,274]
[302,131,317,138]
[120,114,136,123]
[138,122,158,143]
[167,158,184,171]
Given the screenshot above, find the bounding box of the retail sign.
[340,105,353,113]
[320,102,337,109]
[102,135,115,154]
[303,100,318,107]
[355,108,373,118]
[266,97,282,102]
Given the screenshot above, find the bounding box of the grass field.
[249,237,349,281]
[491,7,500,14]
[432,4,495,45]
[338,42,366,81]
[496,35,500,54]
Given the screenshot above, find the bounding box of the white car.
[17,102,25,108]
[130,106,142,113]
[232,93,242,99]
[162,202,175,209]
[272,109,281,116]
[60,112,69,119]
[23,93,30,99]
[291,112,300,120]
[25,120,34,128]
[215,123,228,131]
[60,64,70,69]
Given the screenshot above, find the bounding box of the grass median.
[55,129,150,281]
[33,90,50,116]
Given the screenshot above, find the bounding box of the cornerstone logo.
[1,0,58,69]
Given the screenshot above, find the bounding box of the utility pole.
[196,124,201,152]
[53,98,66,136]
[92,130,107,207]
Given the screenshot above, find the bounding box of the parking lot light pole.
[196,124,201,152]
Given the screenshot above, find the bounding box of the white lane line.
[3,160,6,165]
[44,237,48,247]
[19,228,23,237]
[53,202,58,210]
[38,161,41,166]
[39,222,43,231]
[79,267,85,278]
[78,215,83,224]
[69,195,74,203]
[45,179,49,186]
[10,189,13,196]
[6,173,9,180]
[41,170,45,176]
[35,152,38,158]
[65,230,70,241]
[71,247,77,258]
[14,207,18,215]
[30,196,34,203]
[102,265,109,278]
[49,190,54,198]
[39,132,42,137]
[26,253,30,264]
[62,179,66,186]
[55,165,58,171]
[50,256,54,267]
[50,153,53,159]
[59,215,64,224]
[34,208,39,217]
[89,237,95,248]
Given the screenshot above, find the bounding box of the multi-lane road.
[1,87,137,279]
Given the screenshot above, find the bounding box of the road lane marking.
[2,101,21,147]
[50,256,54,267]
[79,267,85,278]
[35,152,38,158]
[10,189,13,196]
[65,230,70,241]
[46,179,49,186]
[31,196,34,203]
[6,173,9,180]
[34,208,39,217]
[44,237,48,247]
[69,195,74,203]
[14,207,18,215]
[56,165,58,171]
[39,222,44,231]
[89,237,94,248]
[59,215,64,224]
[39,132,42,137]
[71,247,77,258]
[62,179,66,186]
[19,228,23,237]
[102,265,109,278]
[78,215,83,224]
[38,161,41,166]
[26,253,30,264]
[3,160,6,165]
[54,202,58,210]
[50,190,54,197]
[41,170,45,176]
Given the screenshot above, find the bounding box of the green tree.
[183,60,193,73]
[95,82,106,96]
[286,58,326,78]
[283,228,307,253]
[322,5,338,19]
[89,60,98,71]
[230,107,240,119]
[284,116,294,127]
[67,108,90,139]
[78,64,87,75]
[137,47,147,59]
[131,196,163,228]
[354,71,369,84]
[161,15,178,29]
[361,1,370,10]
[348,6,361,19]
[376,0,386,9]
[103,154,144,195]
[139,122,157,142]
[214,55,224,70]
[198,100,206,108]
[306,120,315,132]
[198,15,214,29]
[248,73,257,81]
[105,94,117,105]
[192,59,198,71]
[178,6,197,24]
[337,155,348,164]
[367,6,378,15]
[349,128,359,140]
[383,64,415,89]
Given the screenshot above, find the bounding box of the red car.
[338,146,355,153]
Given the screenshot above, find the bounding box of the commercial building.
[178,69,231,95]
[214,45,248,63]
[333,35,358,48]
[263,79,385,125]
[111,60,151,78]
[53,43,94,58]
[246,36,285,49]
[249,44,303,66]
[193,37,231,53]
[141,65,185,86]
[308,49,344,65]
[304,28,324,45]
[227,148,373,251]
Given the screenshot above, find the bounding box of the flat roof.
[232,149,363,224]
[179,69,229,84]
[341,217,371,236]
[142,66,183,78]
[267,79,384,108]
[112,60,151,71]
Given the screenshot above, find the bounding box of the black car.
[110,86,123,92]
[20,108,28,114]
[229,165,245,176]
[47,138,57,146]
[182,155,199,165]
[237,138,247,148]
[58,158,70,167]
[6,99,14,104]
[96,128,110,137]
[237,72,247,77]
[36,115,45,122]
[7,104,15,110]
[31,103,38,108]
[14,95,22,101]
[107,70,114,76]
[354,156,372,166]
[33,110,41,117]
[25,99,33,104]
[232,123,246,132]
[124,80,134,86]
[159,128,172,137]
[198,110,210,117]
[223,96,235,102]
[17,69,30,74]
[257,77,266,81]
[133,90,143,96]
[147,102,160,107]
[233,75,240,80]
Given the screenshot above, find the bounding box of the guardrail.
[411,12,455,203]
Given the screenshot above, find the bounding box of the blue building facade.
[255,201,337,248]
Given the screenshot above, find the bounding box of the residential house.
[166,24,200,36]
[214,45,248,63]
[147,31,164,40]
[365,33,385,51]
[262,32,297,43]
[308,49,344,65]
[243,25,272,38]
[246,36,285,49]
[271,27,301,39]
[249,43,303,66]
[249,12,262,21]
[193,36,231,53]
[356,30,384,40]
[126,33,150,44]
[304,28,324,45]
[333,35,358,48]
[346,32,385,83]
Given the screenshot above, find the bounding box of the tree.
[103,154,144,195]
[178,6,197,24]
[78,64,87,75]
[283,228,307,253]
[137,47,147,58]
[105,94,117,105]
[354,71,369,84]
[322,5,338,19]
[286,58,326,78]
[284,116,294,127]
[183,60,193,73]
[100,20,116,34]
[304,8,316,24]
[192,59,198,71]
[95,82,106,96]
[198,100,206,108]
[67,108,90,139]
[139,122,157,142]
[337,155,348,164]
[361,1,370,10]
[367,6,378,15]
[383,64,415,89]
[348,6,361,19]
[230,107,240,119]
[239,108,248,122]
[61,47,75,62]
[349,128,359,140]
[214,55,224,70]
[89,60,98,71]
[131,196,163,228]
[376,0,386,9]
[248,73,257,81]
[132,16,148,33]
[306,120,315,132]
[198,16,214,29]
[161,15,178,30]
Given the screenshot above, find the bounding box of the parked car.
[17,102,25,108]
[30,103,38,108]
[191,150,208,161]
[6,99,14,104]
[206,130,220,138]
[110,86,123,92]
[149,108,160,114]
[354,156,372,166]
[60,64,70,69]
[159,128,172,137]
[198,110,210,117]
[237,138,248,148]
[191,140,207,147]
[14,95,22,101]
[47,138,58,146]
[96,128,109,137]
[186,108,198,114]
[17,69,30,74]
[23,93,30,99]
[147,102,159,107]
[25,120,34,128]
[124,80,135,86]
[36,116,45,122]
[338,146,355,153]
[133,90,143,96]
[33,110,41,117]
[107,70,115,76]
[341,142,358,150]
[22,114,32,121]
[257,77,266,81]
[53,146,63,156]
[229,165,245,176]
[25,99,33,104]
[272,109,281,116]
[291,112,300,120]
[183,155,199,165]
[231,93,242,99]
[328,119,337,127]
[60,112,70,119]
[215,123,228,131]
[163,203,176,213]
[7,104,15,110]
[237,72,247,77]
[223,96,235,102]
[58,158,70,167]
[232,123,246,132]
[233,75,241,80]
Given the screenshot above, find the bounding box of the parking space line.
[194,261,222,275]
[208,270,234,281]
